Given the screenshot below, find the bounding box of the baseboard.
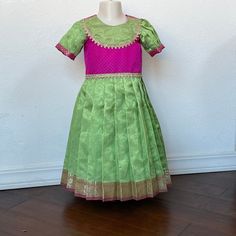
[0,152,236,190]
[167,151,236,175]
[0,162,62,190]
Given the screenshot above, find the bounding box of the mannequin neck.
[97,0,127,26]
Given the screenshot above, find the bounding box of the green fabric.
[140,18,163,53]
[83,15,140,47]
[57,16,163,54]
[63,76,169,183]
[58,20,87,56]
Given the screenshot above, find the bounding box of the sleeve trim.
[148,43,165,57]
[55,43,76,60]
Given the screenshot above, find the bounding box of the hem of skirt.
[60,182,172,202]
[60,177,172,202]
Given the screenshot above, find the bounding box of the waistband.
[85,72,142,79]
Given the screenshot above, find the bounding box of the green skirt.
[60,74,172,201]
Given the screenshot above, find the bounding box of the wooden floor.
[0,171,235,236]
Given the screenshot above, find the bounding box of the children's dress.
[55,14,172,201]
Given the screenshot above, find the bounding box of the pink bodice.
[84,37,142,75]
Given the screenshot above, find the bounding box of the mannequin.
[97,0,128,26]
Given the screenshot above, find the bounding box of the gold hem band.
[61,169,172,201]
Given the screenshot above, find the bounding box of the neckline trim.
[82,15,141,49]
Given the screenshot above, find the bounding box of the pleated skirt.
[60,74,172,201]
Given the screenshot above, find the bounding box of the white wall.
[1,0,236,189]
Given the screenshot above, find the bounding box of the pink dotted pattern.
[84,37,142,75]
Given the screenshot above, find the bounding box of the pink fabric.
[84,37,142,74]
[148,44,165,57]
[55,43,76,60]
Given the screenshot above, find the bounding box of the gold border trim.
[85,73,142,79]
[61,169,172,201]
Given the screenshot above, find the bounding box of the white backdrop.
[1,0,236,189]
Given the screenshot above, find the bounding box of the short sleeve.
[55,20,87,60]
[140,18,165,57]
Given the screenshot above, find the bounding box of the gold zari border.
[85,73,142,80]
[61,169,172,201]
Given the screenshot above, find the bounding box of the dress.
[55,14,172,201]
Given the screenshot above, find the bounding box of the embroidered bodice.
[56,14,165,77]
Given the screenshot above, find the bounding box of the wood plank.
[0,186,46,210]
[34,186,189,235]
[9,198,157,235]
[170,176,226,197]
[0,209,87,236]
[152,199,236,236]
[179,222,232,236]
